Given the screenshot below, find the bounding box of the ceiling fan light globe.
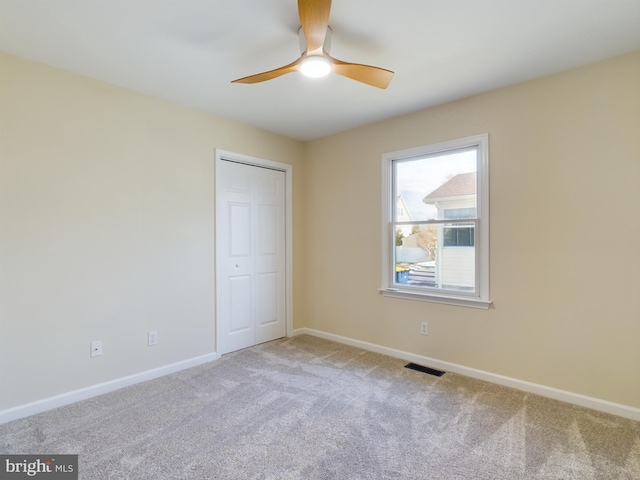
[300,56,331,78]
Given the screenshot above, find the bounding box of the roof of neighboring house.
[396,195,412,221]
[423,172,476,203]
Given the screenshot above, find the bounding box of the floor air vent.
[405,363,445,377]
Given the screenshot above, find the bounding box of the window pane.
[394,223,475,292]
[394,148,477,222]
[395,224,438,287]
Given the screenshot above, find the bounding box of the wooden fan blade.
[298,0,332,55]
[231,57,303,84]
[328,55,394,89]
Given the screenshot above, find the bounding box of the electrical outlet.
[91,340,103,357]
[420,322,428,336]
[148,331,158,346]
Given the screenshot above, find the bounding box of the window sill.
[379,288,492,309]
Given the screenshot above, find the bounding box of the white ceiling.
[1,0,639,141]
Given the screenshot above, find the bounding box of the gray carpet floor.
[1,335,639,479]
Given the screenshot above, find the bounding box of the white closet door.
[217,160,286,355]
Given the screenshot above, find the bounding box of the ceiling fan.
[231,0,394,89]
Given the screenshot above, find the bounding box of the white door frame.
[214,149,293,355]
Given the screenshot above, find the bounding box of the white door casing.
[215,151,292,355]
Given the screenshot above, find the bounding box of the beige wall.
[0,52,305,410]
[2,49,639,415]
[302,51,640,409]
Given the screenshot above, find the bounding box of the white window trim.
[380,134,491,309]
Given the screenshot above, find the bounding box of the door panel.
[217,159,286,354]
[229,276,252,332]
[258,204,278,255]
[256,273,278,325]
[229,203,251,257]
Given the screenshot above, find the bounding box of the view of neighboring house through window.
[381,134,490,308]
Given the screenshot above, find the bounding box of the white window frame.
[380,134,491,309]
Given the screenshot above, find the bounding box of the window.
[444,208,476,219]
[381,134,490,308]
[444,225,474,247]
[443,208,475,247]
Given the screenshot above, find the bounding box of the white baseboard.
[5,330,639,425]
[292,328,640,422]
[0,352,220,425]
